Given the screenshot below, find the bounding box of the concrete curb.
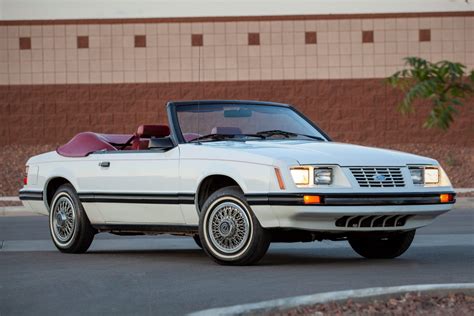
[455,188,474,193]
[0,206,40,217]
[189,283,474,316]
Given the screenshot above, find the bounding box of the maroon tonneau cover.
[56,132,132,157]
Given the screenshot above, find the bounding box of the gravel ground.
[0,144,58,196]
[0,143,473,196]
[265,292,474,316]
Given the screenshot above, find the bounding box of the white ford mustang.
[20,100,456,265]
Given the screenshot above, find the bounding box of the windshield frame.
[167,100,332,144]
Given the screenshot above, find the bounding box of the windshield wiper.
[256,130,325,141]
[189,133,265,143]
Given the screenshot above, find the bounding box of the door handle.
[99,161,110,168]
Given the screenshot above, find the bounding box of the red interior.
[56,125,243,157]
[131,125,170,150]
[57,125,170,157]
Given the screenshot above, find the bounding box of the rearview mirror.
[224,109,252,118]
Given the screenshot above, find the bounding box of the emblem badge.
[373,174,386,181]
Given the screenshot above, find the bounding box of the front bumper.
[248,192,456,232]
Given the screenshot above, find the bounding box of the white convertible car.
[19,100,456,265]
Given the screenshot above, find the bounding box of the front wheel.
[348,230,416,259]
[199,186,271,265]
[192,234,203,249]
[49,184,96,253]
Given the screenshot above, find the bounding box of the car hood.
[201,140,437,166]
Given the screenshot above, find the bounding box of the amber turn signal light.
[440,193,454,203]
[303,195,321,204]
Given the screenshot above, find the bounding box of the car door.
[77,147,185,224]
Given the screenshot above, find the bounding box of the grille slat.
[349,167,405,188]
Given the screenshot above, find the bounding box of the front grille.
[349,167,405,187]
[335,215,412,228]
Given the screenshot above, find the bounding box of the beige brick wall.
[1,14,473,85]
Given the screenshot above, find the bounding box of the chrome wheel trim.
[208,201,250,254]
[50,193,77,246]
[203,196,254,259]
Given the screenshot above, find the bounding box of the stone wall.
[1,11,473,195]
[1,80,473,146]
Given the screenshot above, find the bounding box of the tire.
[49,183,96,253]
[192,234,203,249]
[348,230,416,259]
[199,186,271,265]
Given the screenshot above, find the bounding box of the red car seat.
[132,125,170,150]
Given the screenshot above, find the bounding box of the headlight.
[424,167,439,184]
[409,166,439,185]
[314,168,332,185]
[290,168,310,185]
[409,167,423,185]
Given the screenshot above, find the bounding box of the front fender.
[180,160,274,194]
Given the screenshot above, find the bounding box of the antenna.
[197,40,202,137]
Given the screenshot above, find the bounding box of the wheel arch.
[44,176,75,210]
[195,174,244,213]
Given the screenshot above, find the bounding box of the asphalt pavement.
[1,200,473,315]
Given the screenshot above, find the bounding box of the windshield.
[175,103,328,143]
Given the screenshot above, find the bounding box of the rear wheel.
[348,230,416,259]
[49,184,95,253]
[199,186,271,265]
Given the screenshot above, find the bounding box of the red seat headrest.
[137,125,170,138]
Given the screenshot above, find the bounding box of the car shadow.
[88,248,204,256]
[84,246,419,267]
[259,251,420,266]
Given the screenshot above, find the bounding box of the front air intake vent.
[335,214,412,228]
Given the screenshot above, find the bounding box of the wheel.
[49,183,96,253]
[192,234,203,249]
[348,230,416,259]
[199,186,271,265]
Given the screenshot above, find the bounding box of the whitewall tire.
[199,186,271,265]
[49,184,95,253]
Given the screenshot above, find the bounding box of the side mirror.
[148,137,174,150]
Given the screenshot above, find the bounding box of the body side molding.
[18,190,44,201]
[78,192,195,204]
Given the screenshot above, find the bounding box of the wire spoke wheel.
[200,186,271,265]
[52,196,76,243]
[49,184,95,253]
[208,202,250,254]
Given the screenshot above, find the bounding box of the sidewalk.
[0,206,39,217]
[0,196,19,201]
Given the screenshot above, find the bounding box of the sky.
[0,0,472,20]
